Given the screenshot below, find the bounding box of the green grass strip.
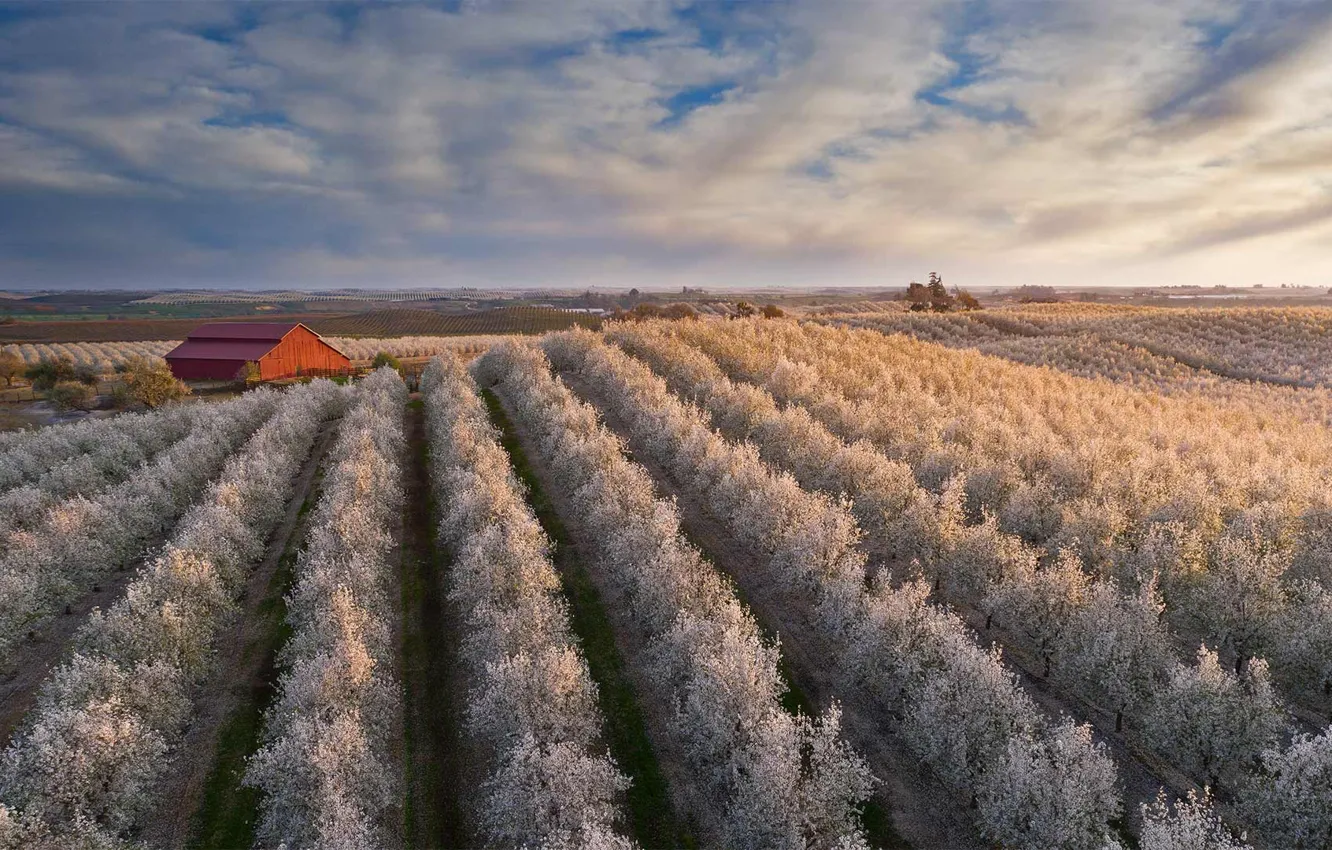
[401,397,466,848]
[187,471,317,849]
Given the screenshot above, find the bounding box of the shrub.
[125,368,189,408]
[114,356,189,408]
[0,351,23,387]
[72,364,100,385]
[48,380,96,411]
[25,357,77,391]
[371,351,402,370]
[955,289,982,310]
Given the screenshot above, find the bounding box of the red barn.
[165,322,350,381]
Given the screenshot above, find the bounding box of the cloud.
[0,124,138,192]
[1,0,1331,289]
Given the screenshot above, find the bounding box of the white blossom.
[0,380,343,844]
[1141,789,1251,850]
[549,327,1121,849]
[1243,729,1332,850]
[247,369,404,850]
[481,341,870,849]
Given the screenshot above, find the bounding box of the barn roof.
[166,321,348,362]
[185,322,302,340]
[165,340,277,361]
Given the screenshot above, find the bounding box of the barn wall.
[257,327,351,380]
[167,358,247,381]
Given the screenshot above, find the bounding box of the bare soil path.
[554,368,991,850]
[0,558,144,747]
[135,416,340,849]
[398,397,468,849]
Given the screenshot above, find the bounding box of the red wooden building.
[165,322,350,381]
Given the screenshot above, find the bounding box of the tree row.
[0,379,344,847]
[543,329,1122,849]
[478,341,874,849]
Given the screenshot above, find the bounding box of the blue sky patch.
[202,110,291,130]
[611,27,662,48]
[656,81,737,127]
[916,90,1028,126]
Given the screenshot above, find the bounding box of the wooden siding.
[256,325,350,380]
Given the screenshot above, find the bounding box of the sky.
[1,0,1330,291]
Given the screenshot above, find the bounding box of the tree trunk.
[1115,709,1123,733]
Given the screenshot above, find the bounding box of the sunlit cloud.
[0,0,1330,289]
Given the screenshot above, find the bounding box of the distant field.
[0,306,599,342]
[0,314,329,342]
[311,306,602,336]
[827,303,1332,389]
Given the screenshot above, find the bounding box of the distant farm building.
[165,322,350,381]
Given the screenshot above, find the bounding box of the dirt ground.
[135,417,340,848]
[0,558,146,748]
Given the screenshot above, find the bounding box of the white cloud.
[0,125,138,192]
[1,0,1331,287]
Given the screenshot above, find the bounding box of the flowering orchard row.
[0,391,279,667]
[837,304,1332,388]
[246,368,405,848]
[0,404,203,541]
[478,342,874,849]
[672,320,1332,708]
[545,329,1125,849]
[1,341,177,373]
[423,353,634,848]
[0,379,344,847]
[633,318,1332,850]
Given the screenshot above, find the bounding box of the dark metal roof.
[184,322,302,340]
[165,340,277,361]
